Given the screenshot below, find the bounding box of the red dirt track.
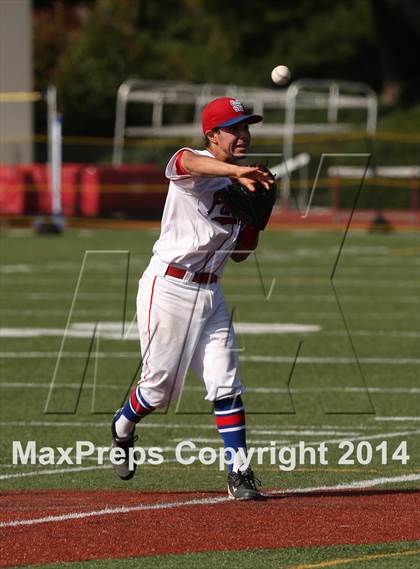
[0,489,419,566]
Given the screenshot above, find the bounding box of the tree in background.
[33,0,420,136]
[372,0,420,106]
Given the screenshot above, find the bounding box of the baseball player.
[111,97,274,500]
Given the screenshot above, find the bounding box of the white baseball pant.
[136,270,245,407]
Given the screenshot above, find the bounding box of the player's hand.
[233,165,274,192]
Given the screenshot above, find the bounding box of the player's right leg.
[111,272,206,480]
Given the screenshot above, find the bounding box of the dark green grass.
[14,541,420,569]
[0,227,419,494]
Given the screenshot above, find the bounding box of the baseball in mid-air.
[271,65,291,86]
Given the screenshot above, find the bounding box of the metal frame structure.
[112,78,378,205]
[112,79,290,165]
[282,80,377,199]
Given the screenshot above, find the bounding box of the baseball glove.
[220,168,277,230]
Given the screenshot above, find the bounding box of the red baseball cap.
[201,97,262,135]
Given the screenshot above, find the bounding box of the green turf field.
[19,541,420,569]
[0,225,419,567]
[0,226,419,489]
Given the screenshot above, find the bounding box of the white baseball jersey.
[151,148,242,276]
[137,147,244,405]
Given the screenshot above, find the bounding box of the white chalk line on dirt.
[0,495,229,528]
[1,472,420,529]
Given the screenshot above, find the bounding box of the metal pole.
[47,85,57,191]
[51,114,62,217]
[113,83,130,165]
[47,85,62,218]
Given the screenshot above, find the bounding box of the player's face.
[211,122,251,161]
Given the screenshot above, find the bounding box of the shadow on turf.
[107,488,420,501]
[266,488,420,500]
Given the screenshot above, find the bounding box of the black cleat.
[227,468,266,501]
[111,412,138,481]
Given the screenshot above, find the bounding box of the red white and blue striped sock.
[114,385,155,438]
[214,395,246,473]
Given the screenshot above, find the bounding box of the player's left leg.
[190,285,265,500]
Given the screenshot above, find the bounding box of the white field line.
[1,262,417,278]
[322,331,420,338]
[0,465,112,480]
[0,265,33,274]
[17,420,411,460]
[0,260,416,275]
[262,424,381,430]
[150,430,415,450]
[1,472,420,529]
[0,262,137,274]
[173,430,420,451]
[0,310,414,321]
[168,438,291,445]
[183,386,420,394]
[0,352,138,358]
[3,293,123,300]
[0,421,379,432]
[2,277,418,289]
[375,417,420,422]
[1,259,413,276]
[270,472,420,495]
[2,324,420,339]
[252,428,370,435]
[0,420,364,428]
[0,382,121,390]
[241,356,420,365]
[1,352,419,365]
[1,273,418,285]
[1,382,419,395]
[0,310,121,316]
[325,280,419,289]
[0,323,321,338]
[0,421,216,430]
[3,292,419,302]
[0,449,206,473]
[0,278,131,285]
[295,313,413,320]
[282,429,420,450]
[171,430,361,442]
[0,495,229,527]
[0,456,182,476]
[226,294,420,303]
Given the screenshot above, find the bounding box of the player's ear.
[206,128,220,147]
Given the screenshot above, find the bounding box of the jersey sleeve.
[165,147,196,183]
[165,147,230,195]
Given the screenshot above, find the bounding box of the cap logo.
[230,99,244,113]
